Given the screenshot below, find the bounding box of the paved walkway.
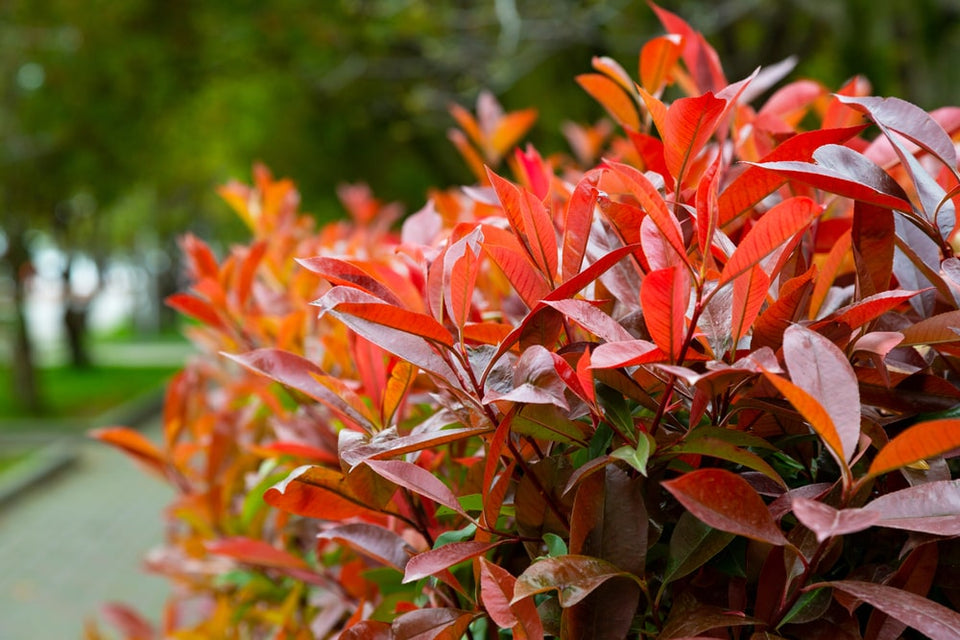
[0,416,172,638]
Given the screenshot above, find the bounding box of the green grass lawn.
[0,364,180,426]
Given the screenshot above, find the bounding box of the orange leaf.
[763,372,850,479]
[808,229,852,319]
[491,109,538,159]
[90,427,167,480]
[868,419,960,477]
[900,310,960,346]
[576,73,640,131]
[719,196,822,286]
[640,34,683,95]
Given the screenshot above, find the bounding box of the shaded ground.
[0,416,171,637]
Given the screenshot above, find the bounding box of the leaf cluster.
[93,5,960,639]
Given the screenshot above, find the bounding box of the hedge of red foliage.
[91,5,960,639]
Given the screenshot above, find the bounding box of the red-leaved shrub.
[93,5,960,639]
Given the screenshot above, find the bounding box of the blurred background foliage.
[2,0,960,412]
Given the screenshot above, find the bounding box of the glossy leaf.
[719,196,821,286]
[782,325,860,463]
[868,420,960,477]
[750,145,913,212]
[659,604,759,639]
[662,468,788,546]
[512,555,638,608]
[817,580,960,640]
[479,558,545,639]
[484,345,570,409]
[165,293,224,330]
[318,523,412,572]
[391,608,477,640]
[671,437,785,488]
[590,339,665,369]
[481,224,552,308]
[835,95,958,169]
[364,459,468,519]
[791,499,880,543]
[852,201,896,296]
[731,265,770,348]
[641,266,691,362]
[561,171,600,282]
[296,256,405,307]
[663,92,726,189]
[542,299,633,344]
[822,289,922,331]
[225,348,376,433]
[403,540,503,582]
[763,372,850,478]
[605,161,688,264]
[718,126,867,226]
[488,168,558,283]
[862,480,960,535]
[663,511,735,584]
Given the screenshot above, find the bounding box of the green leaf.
[611,432,655,476]
[543,533,568,558]
[663,511,735,584]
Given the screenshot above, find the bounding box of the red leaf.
[642,266,691,362]
[731,265,769,348]
[318,523,413,572]
[836,95,958,169]
[391,608,477,640]
[817,580,960,640]
[488,169,559,283]
[650,2,726,94]
[364,459,468,518]
[576,73,640,131]
[318,287,454,347]
[792,499,880,543]
[718,125,867,227]
[752,267,816,351]
[662,468,788,546]
[640,34,683,95]
[225,348,376,432]
[862,480,960,535]
[808,229,852,319]
[481,224,552,308]
[340,425,492,468]
[205,536,308,570]
[782,325,860,463]
[235,240,267,308]
[404,541,503,583]
[605,161,688,265]
[663,93,727,189]
[316,287,458,379]
[590,339,665,369]
[543,299,633,344]
[512,555,637,608]
[561,171,600,282]
[852,201,896,296]
[719,196,822,286]
[818,289,922,331]
[484,345,569,409]
[479,558,545,639]
[165,292,224,330]
[868,420,960,477]
[296,256,405,307]
[750,145,913,211]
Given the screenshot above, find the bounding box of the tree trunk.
[5,231,42,413]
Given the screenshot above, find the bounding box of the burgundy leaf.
[391,608,477,640]
[662,468,789,546]
[817,580,960,640]
[791,498,880,543]
[782,325,861,463]
[317,523,413,572]
[404,540,504,583]
[364,459,469,519]
[862,479,960,535]
[512,555,637,608]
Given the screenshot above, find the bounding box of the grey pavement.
[0,416,172,638]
